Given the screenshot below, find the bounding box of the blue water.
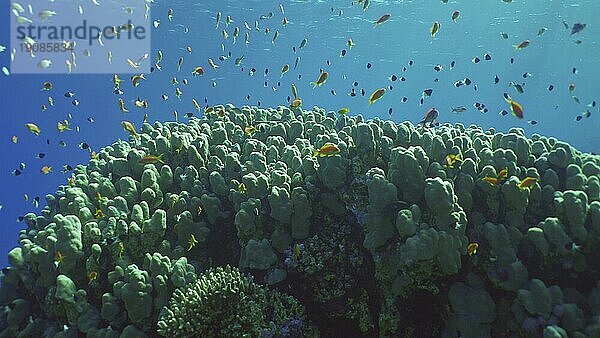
[0,0,598,267]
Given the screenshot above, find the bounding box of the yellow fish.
[290,97,302,108]
[121,120,138,137]
[55,251,65,264]
[88,271,98,283]
[314,143,340,157]
[40,166,52,174]
[187,234,198,251]
[482,176,500,186]
[25,123,41,136]
[467,242,479,256]
[57,120,72,132]
[139,154,164,164]
[118,98,129,112]
[518,177,537,189]
[244,125,256,137]
[444,153,462,168]
[337,108,350,115]
[131,74,145,87]
[118,241,124,258]
[497,168,508,181]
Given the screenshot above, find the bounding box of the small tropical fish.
[431,21,441,37]
[187,234,198,251]
[368,88,386,105]
[505,97,524,119]
[112,74,123,89]
[445,153,462,168]
[134,98,148,109]
[11,136,18,144]
[192,66,204,76]
[482,176,500,186]
[88,271,98,283]
[451,106,467,113]
[374,13,391,26]
[280,64,289,77]
[118,241,124,258]
[238,182,247,193]
[314,143,340,157]
[197,206,203,216]
[509,82,524,94]
[290,97,303,108]
[292,243,303,261]
[40,165,52,174]
[451,10,460,22]
[291,83,298,99]
[467,242,479,256]
[570,22,586,35]
[131,74,145,87]
[121,120,138,137]
[272,30,279,44]
[55,251,65,264]
[139,154,164,164]
[25,123,41,135]
[497,168,508,181]
[57,120,72,132]
[518,177,537,189]
[537,27,547,36]
[95,208,104,219]
[568,83,575,93]
[235,55,245,66]
[244,126,256,137]
[208,58,219,69]
[347,38,355,49]
[337,107,350,115]
[118,98,128,112]
[42,81,52,90]
[513,39,530,50]
[418,108,439,127]
[310,71,328,88]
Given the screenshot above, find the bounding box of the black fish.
[571,22,586,35]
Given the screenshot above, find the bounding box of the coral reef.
[0,104,598,337]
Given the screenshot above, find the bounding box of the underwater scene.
[0,0,599,336]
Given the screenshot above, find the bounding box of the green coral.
[156,266,305,337]
[0,104,598,337]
